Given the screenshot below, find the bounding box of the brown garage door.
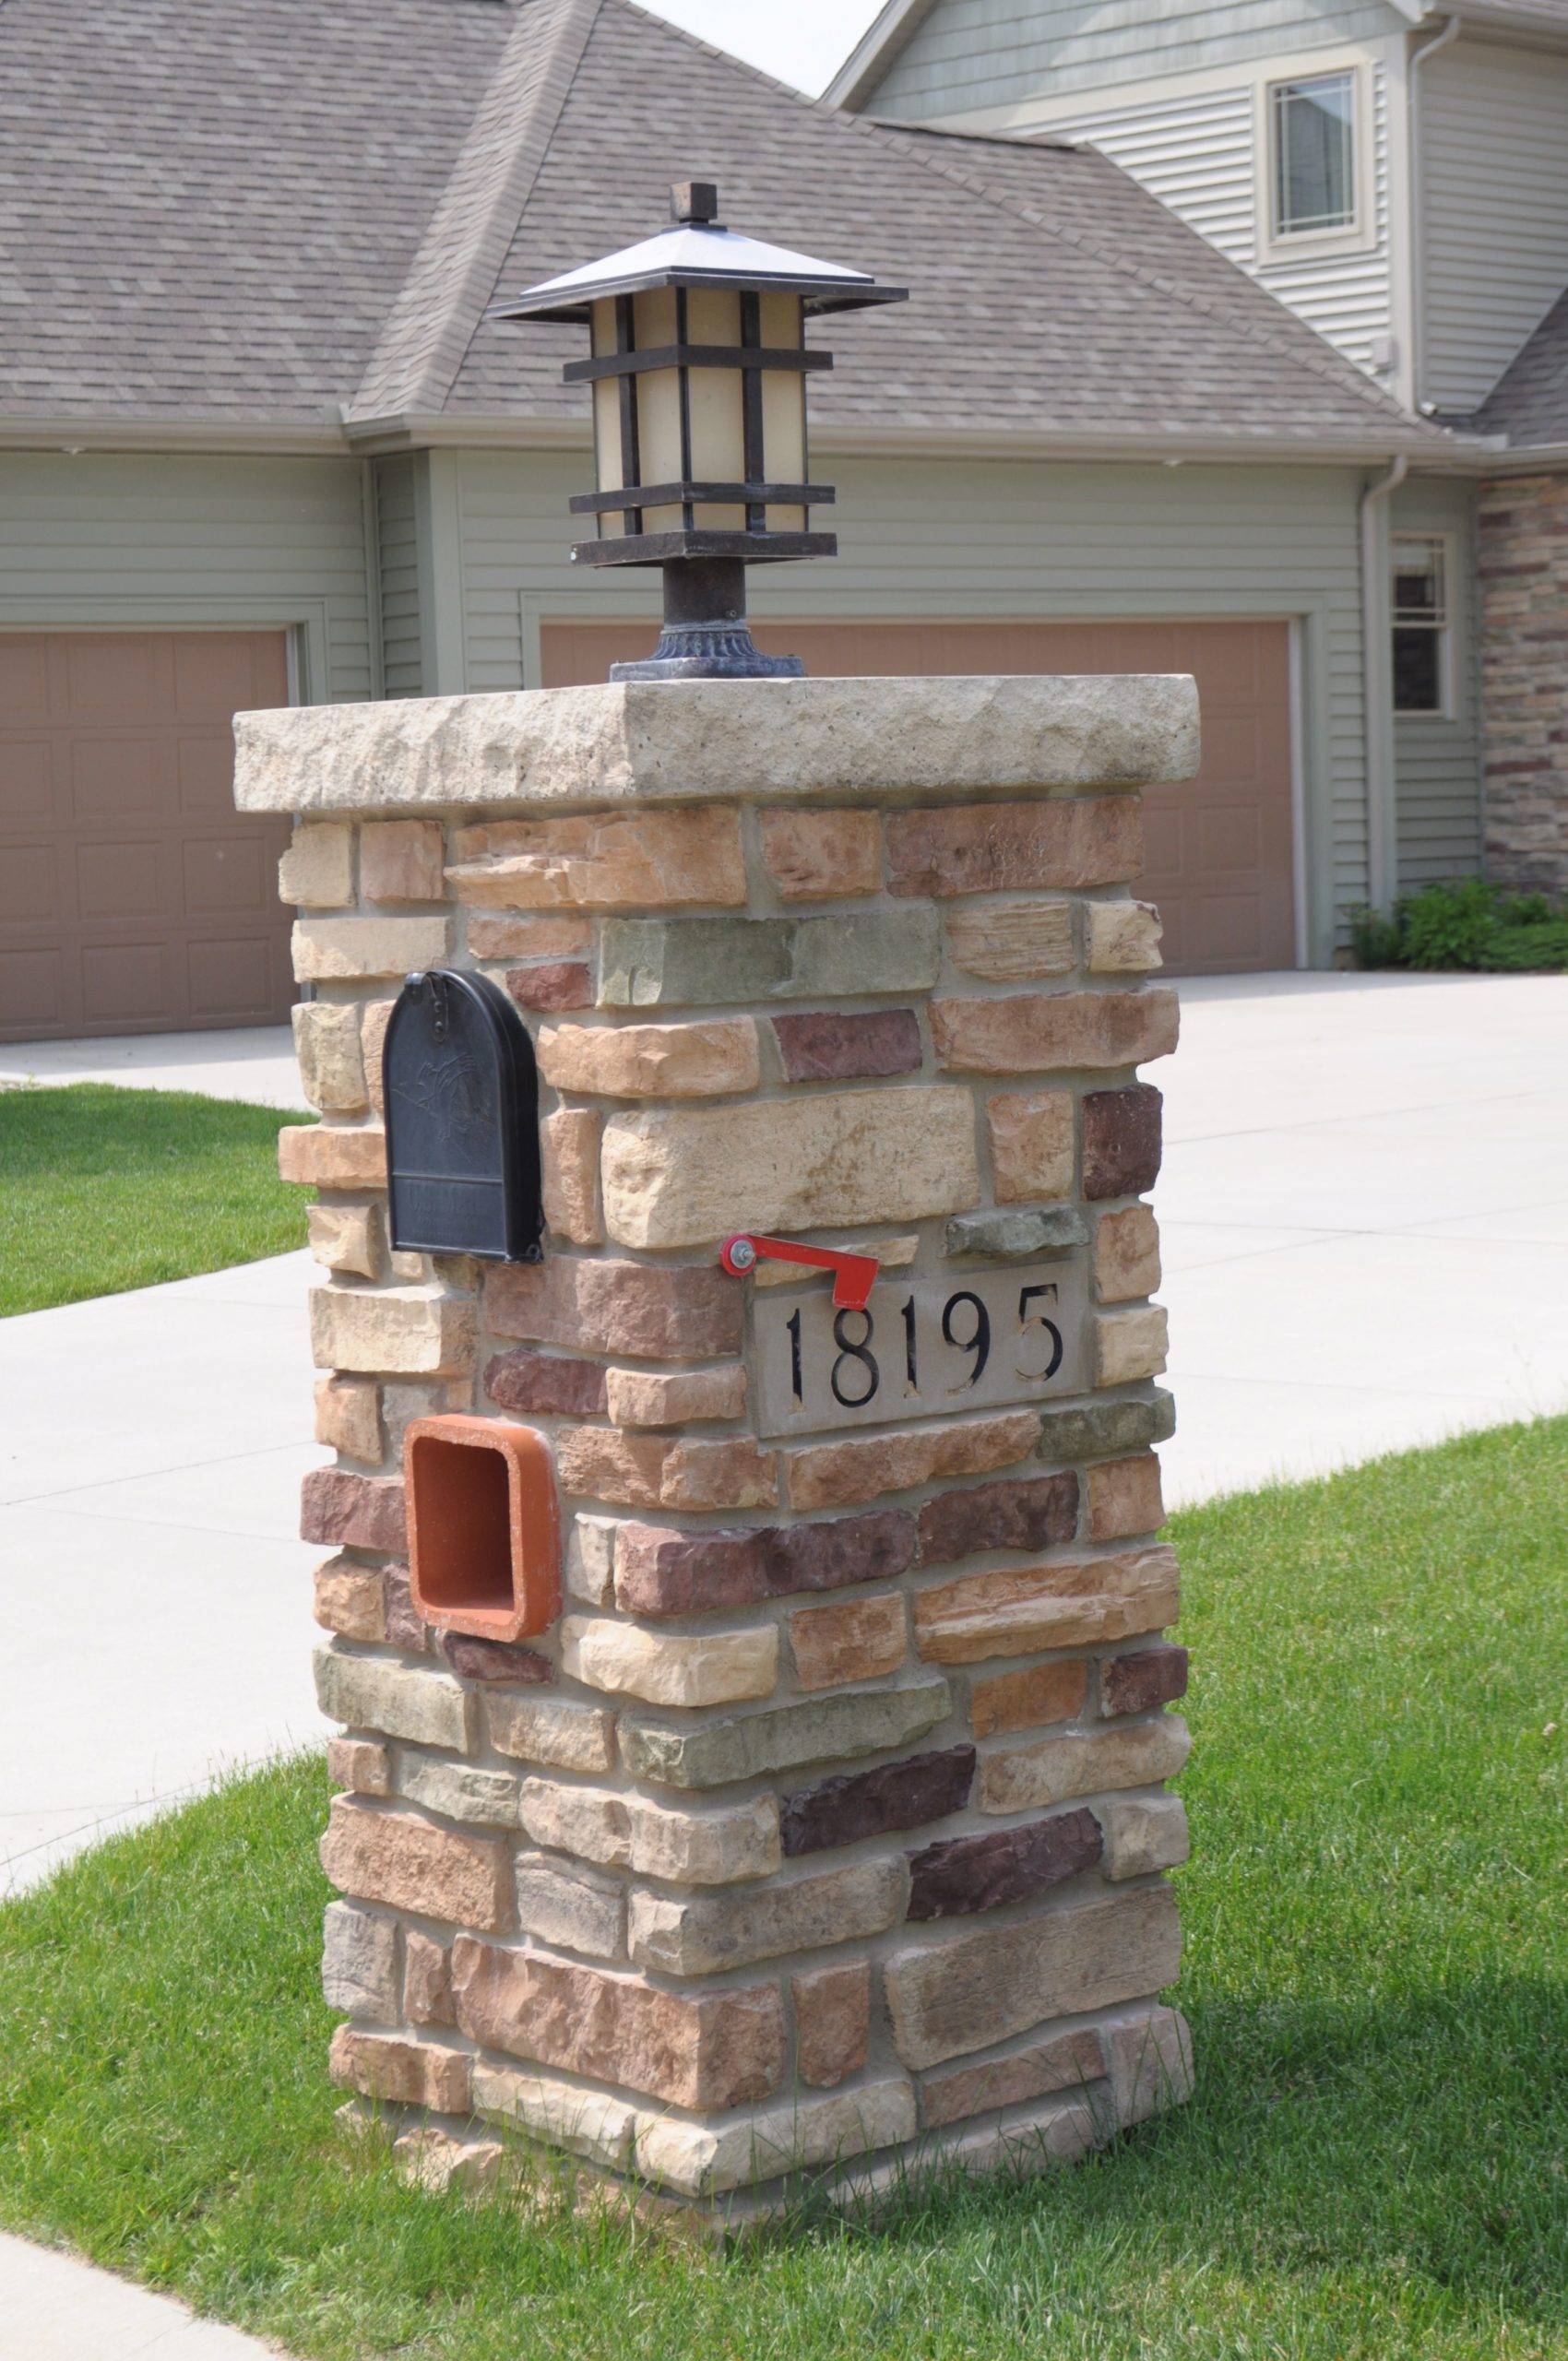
[540,617,1295,974]
[0,630,293,1042]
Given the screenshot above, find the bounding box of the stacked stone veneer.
[1479,473,1568,893]
[236,674,1200,2219]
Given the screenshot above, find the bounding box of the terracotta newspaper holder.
[405,1416,559,1640]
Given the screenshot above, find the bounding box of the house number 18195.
[752,1262,1087,1440]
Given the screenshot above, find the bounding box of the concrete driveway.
[2,970,1565,1900]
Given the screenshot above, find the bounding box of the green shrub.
[1348,877,1568,973]
[1399,877,1500,967]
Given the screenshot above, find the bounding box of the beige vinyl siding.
[1420,38,1568,414]
[454,445,1373,964]
[1039,64,1393,376]
[0,451,373,705]
[867,0,1405,120]
[1390,476,1482,891]
[375,455,423,697]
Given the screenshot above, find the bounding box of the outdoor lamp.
[488,180,907,680]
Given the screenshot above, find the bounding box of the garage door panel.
[540,616,1296,976]
[0,629,292,1041]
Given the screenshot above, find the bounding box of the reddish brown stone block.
[758,807,883,901]
[771,1008,922,1083]
[885,798,1141,898]
[612,1509,919,1615]
[970,1658,1088,1738]
[300,1469,407,1554]
[790,1592,909,1691]
[485,1255,742,1361]
[360,819,445,906]
[404,1929,456,2026]
[329,2023,470,2112]
[906,1808,1102,1920]
[1082,1084,1162,1201]
[385,1564,432,1653]
[792,1960,872,2087]
[785,1410,1042,1513]
[932,991,1179,1076]
[440,1634,554,1685]
[554,1427,778,1513]
[1099,1642,1189,1718]
[917,1473,1079,1566]
[781,1745,975,1857]
[1087,1453,1164,1541]
[505,960,594,1012]
[451,1938,785,2110]
[921,2024,1105,2129]
[483,1347,609,1418]
[319,1799,512,1931]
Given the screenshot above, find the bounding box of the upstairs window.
[1270,69,1358,239]
[1392,537,1450,718]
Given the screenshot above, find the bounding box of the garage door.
[540,618,1295,974]
[0,631,293,1042]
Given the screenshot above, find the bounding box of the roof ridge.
[866,115,1448,440]
[349,0,602,421]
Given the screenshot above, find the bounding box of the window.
[1270,69,1357,238]
[1392,537,1450,717]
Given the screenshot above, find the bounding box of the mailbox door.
[383,968,543,1261]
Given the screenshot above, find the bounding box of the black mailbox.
[382,969,544,1263]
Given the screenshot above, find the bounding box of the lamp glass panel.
[632,287,683,536]
[758,290,806,533]
[684,284,745,531]
[590,299,624,540]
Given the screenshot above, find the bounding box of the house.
[0,0,1497,1046]
[831,0,1568,896]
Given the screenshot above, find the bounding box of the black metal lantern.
[488,181,906,681]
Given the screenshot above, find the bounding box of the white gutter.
[1361,454,1408,913]
[1408,13,1462,412]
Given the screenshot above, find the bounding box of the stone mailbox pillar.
[236,670,1199,2221]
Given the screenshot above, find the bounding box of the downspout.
[1408,13,1461,412]
[1361,454,1408,913]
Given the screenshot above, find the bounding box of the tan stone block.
[945,898,1074,980]
[362,999,394,1115]
[471,2061,641,2168]
[485,1693,616,1772]
[396,1754,520,1829]
[932,989,1179,1075]
[565,1515,619,1608]
[1106,2004,1194,2125]
[885,1885,1182,2069]
[969,1658,1088,1739]
[468,911,593,961]
[1095,1204,1161,1304]
[513,1851,625,1960]
[1092,1305,1169,1385]
[987,1089,1074,1204]
[517,1779,780,1885]
[279,1124,387,1192]
[319,1798,511,1931]
[309,1284,475,1377]
[922,2091,1100,2177]
[448,807,746,911]
[758,807,883,900]
[361,818,445,904]
[790,1592,909,1691]
[329,2023,470,2114]
[785,1409,1041,1513]
[1086,900,1163,973]
[1087,1453,1164,1541]
[631,1857,902,1977]
[754,1231,920,1288]
[914,1546,1179,1666]
[314,1373,383,1463]
[980,1714,1191,1815]
[279,821,353,908]
[451,1938,785,2110]
[793,1960,872,2088]
[292,915,451,983]
[554,1426,777,1513]
[292,1002,368,1113]
[538,1018,760,1100]
[1098,1794,1190,1881]
[314,1644,475,1750]
[307,1201,384,1279]
[314,1554,386,1643]
[562,1616,778,1708]
[327,1736,391,1797]
[921,2024,1105,2128]
[636,2076,916,2198]
[322,1897,398,2016]
[600,1086,980,1251]
[604,1364,745,1428]
[393,2129,505,2194]
[485,1253,742,1362]
[540,1107,602,1246]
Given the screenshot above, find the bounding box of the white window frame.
[1255,55,1376,265]
[1391,532,1454,722]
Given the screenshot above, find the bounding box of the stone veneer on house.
[1479,473,1568,894]
[235,672,1200,2223]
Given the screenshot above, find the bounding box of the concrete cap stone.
[234,675,1200,816]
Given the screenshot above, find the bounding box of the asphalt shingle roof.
[1472,286,1568,446]
[0,0,1451,451]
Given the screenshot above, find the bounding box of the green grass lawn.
[1,1418,1564,2361]
[0,1083,310,1315]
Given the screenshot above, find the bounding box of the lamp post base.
[609,557,802,682]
